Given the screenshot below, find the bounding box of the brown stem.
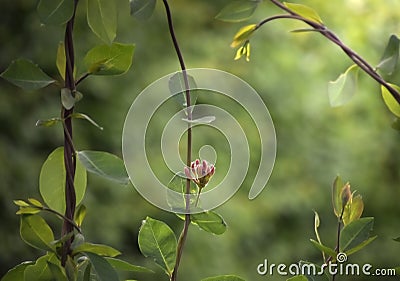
[61,0,79,266]
[162,1,192,280]
[264,0,400,104]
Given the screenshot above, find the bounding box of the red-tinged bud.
[185,159,215,189]
[184,167,192,179]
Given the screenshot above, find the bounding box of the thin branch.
[162,1,192,280]
[263,0,400,104]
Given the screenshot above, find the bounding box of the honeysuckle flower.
[184,159,215,188]
[234,40,251,62]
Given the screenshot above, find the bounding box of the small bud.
[341,183,352,210]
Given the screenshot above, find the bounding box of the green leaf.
[394,236,400,242]
[297,262,330,281]
[377,34,400,75]
[169,72,198,109]
[28,198,44,208]
[84,43,135,75]
[381,84,400,117]
[283,2,323,24]
[75,204,87,227]
[16,207,42,215]
[345,235,377,256]
[230,24,257,48]
[20,215,55,252]
[215,0,260,22]
[61,88,75,110]
[24,254,59,281]
[85,252,120,281]
[0,261,34,281]
[343,194,364,226]
[130,0,156,20]
[13,200,30,207]
[71,113,103,130]
[37,0,74,25]
[39,147,87,214]
[105,258,153,273]
[47,261,68,281]
[286,276,308,281]
[0,58,55,90]
[201,275,246,281]
[191,211,227,235]
[340,217,374,252]
[77,150,129,185]
[328,64,359,107]
[72,243,121,257]
[36,117,62,127]
[309,239,337,259]
[87,0,117,44]
[57,42,66,80]
[332,176,343,218]
[138,217,177,276]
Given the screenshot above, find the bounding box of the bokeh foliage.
[1,0,399,280]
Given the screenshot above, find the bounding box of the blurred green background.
[1,0,399,280]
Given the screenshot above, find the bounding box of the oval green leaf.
[71,113,103,130]
[345,235,377,256]
[339,217,374,252]
[138,217,177,276]
[105,257,153,273]
[130,0,156,20]
[20,215,55,252]
[24,254,59,281]
[328,64,359,107]
[191,211,227,235]
[47,261,68,281]
[283,2,323,25]
[72,243,121,257]
[37,0,74,25]
[85,252,120,281]
[1,261,34,281]
[87,0,117,44]
[77,150,129,185]
[216,0,260,23]
[201,275,246,281]
[0,58,55,90]
[343,194,364,226]
[39,147,87,214]
[84,43,135,76]
[377,34,400,75]
[381,84,400,117]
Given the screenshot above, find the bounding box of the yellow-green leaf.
[328,64,359,107]
[381,84,400,117]
[231,24,257,48]
[284,2,323,25]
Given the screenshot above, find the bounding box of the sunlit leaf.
[20,215,55,252]
[343,194,363,226]
[84,43,135,75]
[0,58,55,90]
[16,207,41,215]
[215,0,260,22]
[381,84,400,117]
[27,198,44,208]
[345,235,377,256]
[230,24,257,48]
[339,217,374,252]
[138,217,177,276]
[1,261,34,281]
[75,204,87,227]
[85,252,119,281]
[309,239,336,259]
[283,2,323,24]
[328,64,359,107]
[130,0,156,20]
[37,0,74,25]
[332,175,343,218]
[24,254,59,281]
[72,243,121,257]
[70,112,103,130]
[377,34,400,75]
[201,275,246,281]
[105,258,153,273]
[39,147,87,214]
[77,150,129,185]
[191,211,227,235]
[13,200,30,207]
[87,0,117,43]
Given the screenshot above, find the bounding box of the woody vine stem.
[265,0,400,104]
[162,0,192,280]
